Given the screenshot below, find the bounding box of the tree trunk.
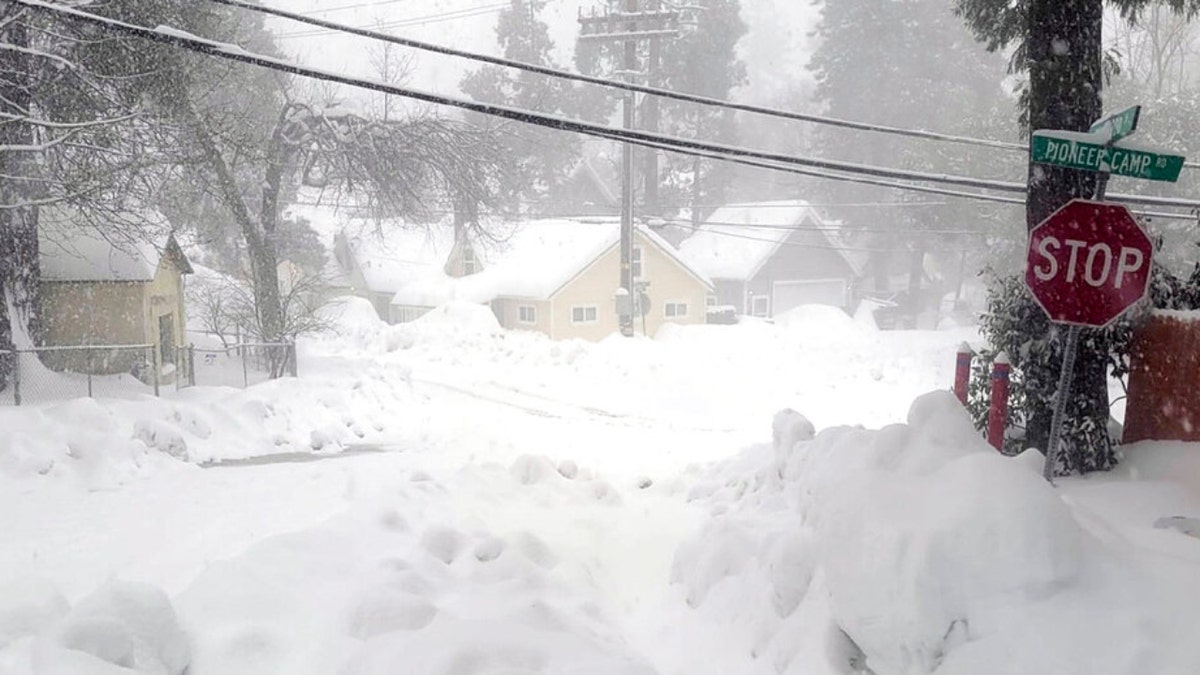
[182,98,285,345]
[1025,0,1114,474]
[0,11,41,391]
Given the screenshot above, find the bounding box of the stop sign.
[1025,199,1153,327]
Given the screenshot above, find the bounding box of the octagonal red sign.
[1025,199,1153,327]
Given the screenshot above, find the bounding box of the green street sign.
[1089,105,1141,143]
[1031,132,1184,183]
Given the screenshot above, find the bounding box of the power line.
[288,199,989,235]
[24,0,1038,196]
[257,0,1200,175]
[208,0,1032,154]
[275,3,508,40]
[290,0,410,16]
[18,0,1200,221]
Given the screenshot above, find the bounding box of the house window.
[631,246,644,279]
[665,302,688,318]
[752,295,769,317]
[463,247,477,275]
[518,305,537,324]
[571,305,598,324]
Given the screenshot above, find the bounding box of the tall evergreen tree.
[807,0,1019,325]
[461,0,587,209]
[656,0,747,220]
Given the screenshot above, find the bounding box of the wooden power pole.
[579,2,680,337]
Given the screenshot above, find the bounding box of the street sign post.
[1025,199,1154,481]
[1028,105,1183,482]
[1031,131,1183,182]
[1088,104,1140,142]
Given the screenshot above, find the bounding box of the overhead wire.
[15,0,1200,222]
[290,0,410,17]
[209,0,1032,154]
[237,0,1200,172]
[18,0,1044,196]
[275,3,508,40]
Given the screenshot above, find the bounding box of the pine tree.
[461,0,586,209]
[655,0,747,219]
[807,0,1019,326]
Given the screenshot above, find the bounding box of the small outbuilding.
[38,210,192,375]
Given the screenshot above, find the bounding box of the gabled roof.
[391,219,713,308]
[38,207,188,282]
[678,200,852,281]
[339,226,460,295]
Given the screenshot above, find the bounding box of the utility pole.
[578,2,680,337]
[620,0,637,337]
[643,0,661,217]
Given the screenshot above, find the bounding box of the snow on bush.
[673,391,1179,675]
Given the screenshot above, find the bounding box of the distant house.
[677,200,863,318]
[388,219,714,341]
[38,210,192,375]
[332,226,482,324]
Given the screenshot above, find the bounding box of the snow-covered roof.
[677,200,824,281]
[391,219,712,308]
[38,208,182,282]
[342,225,459,295]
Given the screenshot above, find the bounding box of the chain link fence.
[0,341,297,406]
[177,342,297,389]
[0,344,161,406]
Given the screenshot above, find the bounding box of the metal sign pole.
[1042,323,1082,483]
[1043,171,1108,483]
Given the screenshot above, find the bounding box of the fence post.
[288,341,297,377]
[188,345,195,387]
[11,351,20,406]
[954,342,972,405]
[241,345,249,388]
[987,351,1010,452]
[151,345,160,397]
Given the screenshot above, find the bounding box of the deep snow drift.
[1,300,1198,674]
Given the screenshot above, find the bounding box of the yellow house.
[389,219,714,341]
[38,218,192,375]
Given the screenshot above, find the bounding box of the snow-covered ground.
[1,299,1197,674]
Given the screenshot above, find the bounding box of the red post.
[954,342,972,405]
[987,351,1010,451]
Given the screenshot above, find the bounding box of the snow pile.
[0,361,417,484]
[173,484,657,674]
[0,580,189,674]
[673,391,1200,675]
[310,291,976,434]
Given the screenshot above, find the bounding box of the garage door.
[772,279,847,314]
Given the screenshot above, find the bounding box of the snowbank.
[673,391,1200,675]
[171,475,657,674]
[0,360,416,485]
[1,580,189,674]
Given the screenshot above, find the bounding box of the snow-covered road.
[2,302,1198,675]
